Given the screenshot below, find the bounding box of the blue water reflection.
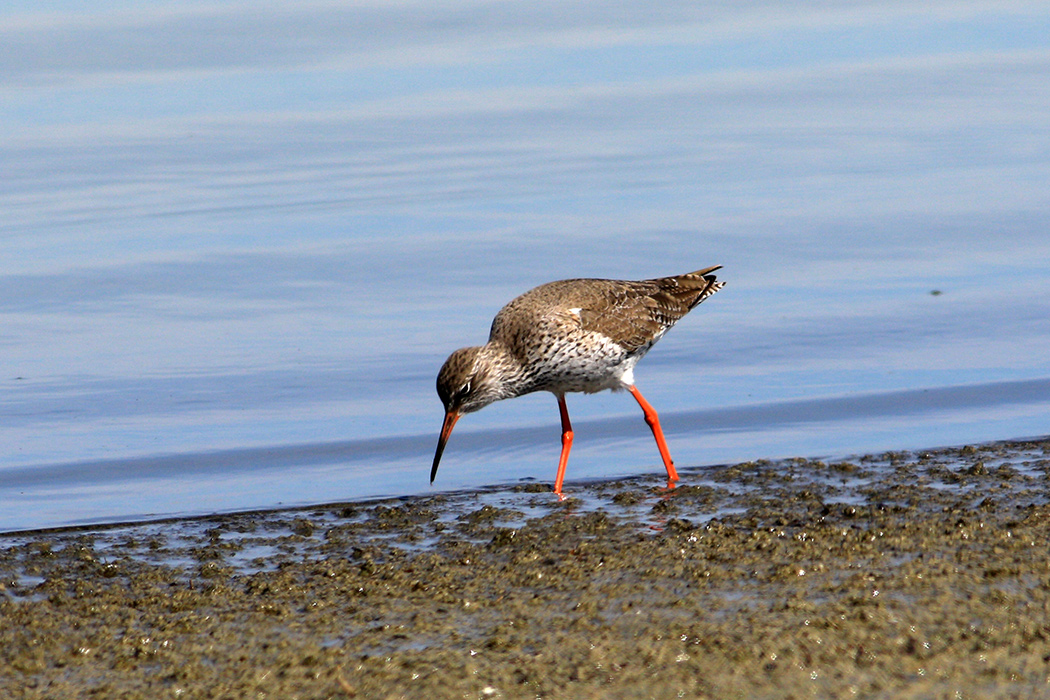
[1,1,1048,530]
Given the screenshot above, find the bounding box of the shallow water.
[2,1,1049,531]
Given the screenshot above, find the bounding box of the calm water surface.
[2,1,1049,531]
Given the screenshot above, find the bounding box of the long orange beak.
[430,410,460,483]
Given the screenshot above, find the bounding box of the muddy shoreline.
[3,437,1049,699]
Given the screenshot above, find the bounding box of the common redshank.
[431,265,724,494]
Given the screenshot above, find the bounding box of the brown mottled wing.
[577,266,724,354]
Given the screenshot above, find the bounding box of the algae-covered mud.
[2,438,1049,699]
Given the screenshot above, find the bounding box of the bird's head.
[436,346,505,415]
[430,346,503,483]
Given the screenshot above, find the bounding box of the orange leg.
[553,394,574,494]
[628,385,680,482]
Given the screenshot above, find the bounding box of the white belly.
[527,332,646,394]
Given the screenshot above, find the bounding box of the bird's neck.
[478,341,531,399]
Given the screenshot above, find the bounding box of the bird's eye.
[461,381,472,396]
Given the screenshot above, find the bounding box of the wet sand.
[2,437,1049,699]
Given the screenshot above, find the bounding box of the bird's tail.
[671,265,725,309]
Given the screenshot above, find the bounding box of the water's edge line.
[2,376,1047,488]
[2,432,1048,539]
